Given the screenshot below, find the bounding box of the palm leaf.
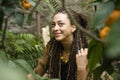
[44,0,59,13]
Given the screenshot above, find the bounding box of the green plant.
[4,32,44,68]
[88,0,120,79]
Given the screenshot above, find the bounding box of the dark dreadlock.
[45,8,88,80]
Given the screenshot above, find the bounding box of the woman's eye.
[58,23,64,26]
[51,23,55,27]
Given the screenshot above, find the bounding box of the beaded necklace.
[60,52,69,63]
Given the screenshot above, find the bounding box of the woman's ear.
[71,25,76,32]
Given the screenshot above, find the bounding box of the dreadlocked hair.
[45,8,88,80]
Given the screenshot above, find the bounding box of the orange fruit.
[100,26,110,39]
[21,0,32,10]
[105,10,120,26]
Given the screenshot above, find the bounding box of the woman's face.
[51,13,76,41]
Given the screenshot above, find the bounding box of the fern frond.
[18,33,35,40]
[49,0,59,9]
[44,0,59,13]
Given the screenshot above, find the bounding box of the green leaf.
[91,59,114,79]
[0,50,7,61]
[15,59,41,80]
[0,60,28,80]
[15,59,33,73]
[0,0,2,4]
[27,0,36,6]
[44,0,55,13]
[88,39,103,72]
[14,13,24,27]
[115,0,120,10]
[49,0,59,9]
[90,1,114,29]
[50,78,60,80]
[36,5,44,11]
[111,72,120,80]
[105,19,120,58]
[25,14,33,25]
[2,0,18,8]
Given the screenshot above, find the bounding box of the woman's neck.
[61,35,73,53]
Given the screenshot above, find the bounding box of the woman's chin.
[55,37,63,41]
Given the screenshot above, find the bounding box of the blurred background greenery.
[0,0,120,80]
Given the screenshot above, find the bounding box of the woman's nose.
[54,24,59,30]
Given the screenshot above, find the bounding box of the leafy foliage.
[0,32,46,80]
[88,39,103,72]
[44,0,59,13]
[0,0,120,80]
[4,32,44,68]
[0,59,28,80]
[14,13,24,27]
[0,0,59,79]
[105,19,120,58]
[88,0,120,79]
[90,1,114,29]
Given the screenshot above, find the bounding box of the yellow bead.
[61,56,63,59]
[61,56,68,63]
[65,60,68,63]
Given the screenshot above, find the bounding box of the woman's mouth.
[54,33,61,37]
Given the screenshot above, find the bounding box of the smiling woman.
[28,8,88,80]
[51,12,76,42]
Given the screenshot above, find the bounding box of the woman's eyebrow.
[52,20,63,23]
[58,20,63,23]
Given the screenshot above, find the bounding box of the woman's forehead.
[53,13,69,22]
